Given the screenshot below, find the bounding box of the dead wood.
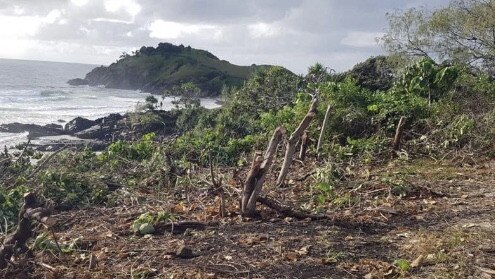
[157,221,210,234]
[316,105,331,157]
[242,127,285,217]
[0,192,52,269]
[277,97,317,186]
[298,130,309,161]
[393,116,406,151]
[257,195,326,220]
[294,171,317,182]
[209,158,226,217]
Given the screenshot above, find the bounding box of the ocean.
[0,58,217,148]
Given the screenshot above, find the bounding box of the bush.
[39,171,107,208]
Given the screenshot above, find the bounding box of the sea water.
[0,58,218,147]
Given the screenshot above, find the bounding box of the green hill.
[70,43,273,96]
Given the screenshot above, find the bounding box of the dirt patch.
[1,158,494,278]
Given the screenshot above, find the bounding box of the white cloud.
[148,20,220,40]
[71,0,89,7]
[44,9,62,24]
[104,0,141,17]
[91,18,133,24]
[0,15,41,38]
[13,6,25,15]
[80,27,91,34]
[247,22,280,38]
[340,31,384,48]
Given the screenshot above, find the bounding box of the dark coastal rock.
[64,117,96,133]
[32,137,107,152]
[67,78,89,86]
[75,125,108,140]
[44,123,63,130]
[3,110,178,152]
[0,123,65,138]
[95,113,123,125]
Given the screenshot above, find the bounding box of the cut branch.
[316,105,332,158]
[241,126,285,217]
[257,195,325,220]
[276,97,317,186]
[393,116,407,151]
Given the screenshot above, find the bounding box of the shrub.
[39,170,107,208]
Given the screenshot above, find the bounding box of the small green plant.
[32,232,60,252]
[99,133,157,164]
[131,211,176,235]
[381,173,410,197]
[443,114,475,148]
[0,186,29,233]
[393,258,411,274]
[332,193,355,208]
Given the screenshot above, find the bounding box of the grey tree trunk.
[241,126,285,217]
[276,98,318,186]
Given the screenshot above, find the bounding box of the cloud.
[248,22,280,38]
[0,0,452,73]
[341,32,384,48]
[71,0,89,6]
[104,0,141,17]
[148,20,220,40]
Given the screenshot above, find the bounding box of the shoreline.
[0,109,177,152]
[0,96,221,151]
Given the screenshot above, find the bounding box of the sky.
[0,0,450,74]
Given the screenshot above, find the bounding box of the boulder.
[67,78,89,86]
[0,123,65,138]
[74,125,107,140]
[95,113,123,125]
[64,117,96,133]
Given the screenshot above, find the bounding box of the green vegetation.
[3,1,495,277]
[79,42,273,96]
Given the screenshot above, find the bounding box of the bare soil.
[2,157,494,278]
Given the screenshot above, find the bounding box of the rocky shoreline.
[0,110,178,151]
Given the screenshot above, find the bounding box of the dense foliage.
[382,0,495,76]
[79,42,272,96]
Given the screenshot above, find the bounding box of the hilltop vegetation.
[70,42,273,96]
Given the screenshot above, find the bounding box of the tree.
[145,95,158,110]
[229,66,301,116]
[170,82,201,109]
[381,0,495,75]
[347,56,396,91]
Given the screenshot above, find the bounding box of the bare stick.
[208,156,226,217]
[298,130,309,161]
[28,146,68,180]
[316,105,331,157]
[276,98,317,186]
[393,116,406,151]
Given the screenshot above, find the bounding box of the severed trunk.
[241,127,285,217]
[0,193,53,268]
[276,98,317,186]
[298,130,309,161]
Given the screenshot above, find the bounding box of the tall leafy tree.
[382,0,495,75]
